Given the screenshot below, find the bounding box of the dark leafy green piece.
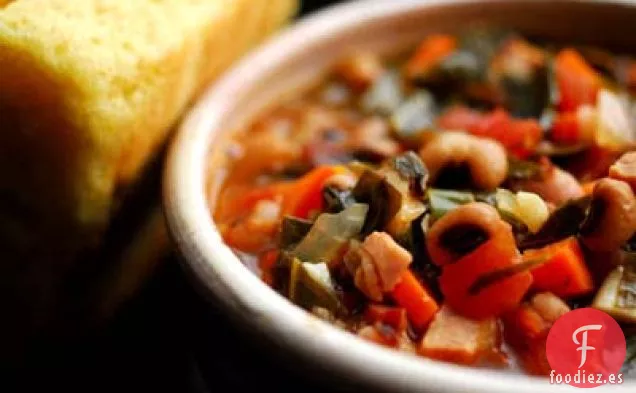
[518,196,591,250]
[413,50,487,104]
[280,216,314,250]
[390,91,438,146]
[411,214,443,300]
[383,160,428,229]
[322,186,355,213]
[492,39,549,118]
[360,70,404,115]
[414,28,512,107]
[426,188,476,221]
[439,51,483,80]
[352,170,399,235]
[390,151,429,196]
[292,203,368,265]
[351,154,428,238]
[289,257,342,314]
[500,66,549,118]
[459,28,512,77]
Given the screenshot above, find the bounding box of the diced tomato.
[405,34,457,79]
[437,106,542,159]
[551,111,580,145]
[555,49,602,111]
[525,237,594,298]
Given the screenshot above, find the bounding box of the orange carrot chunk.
[439,228,533,320]
[405,34,457,80]
[525,236,594,298]
[284,166,344,218]
[391,270,439,332]
[555,49,602,112]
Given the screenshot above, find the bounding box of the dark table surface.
[6,2,345,393]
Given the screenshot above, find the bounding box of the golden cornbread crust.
[0,0,296,353]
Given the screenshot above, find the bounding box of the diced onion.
[496,189,548,233]
[595,89,636,150]
[515,191,550,233]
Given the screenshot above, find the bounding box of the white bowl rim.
[164,0,636,391]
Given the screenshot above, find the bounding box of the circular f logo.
[547,308,626,388]
[573,324,603,368]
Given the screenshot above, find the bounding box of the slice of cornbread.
[0,0,296,353]
[0,0,295,256]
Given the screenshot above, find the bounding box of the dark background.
[4,2,343,392]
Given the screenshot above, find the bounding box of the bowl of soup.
[164,0,636,391]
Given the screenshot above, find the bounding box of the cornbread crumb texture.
[0,0,296,241]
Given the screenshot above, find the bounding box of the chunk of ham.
[419,305,502,365]
[344,232,412,301]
